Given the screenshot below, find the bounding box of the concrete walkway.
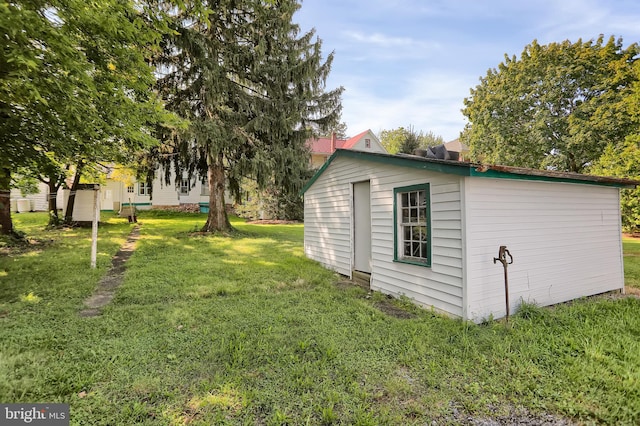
[79,225,140,317]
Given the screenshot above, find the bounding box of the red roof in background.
[342,130,370,149]
[308,130,371,154]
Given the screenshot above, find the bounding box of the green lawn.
[623,237,640,290]
[1,212,639,425]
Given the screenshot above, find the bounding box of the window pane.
[419,226,427,240]
[403,242,412,257]
[420,243,427,258]
[412,242,420,257]
[404,226,411,240]
[409,191,417,206]
[410,207,418,222]
[411,226,421,241]
[402,193,409,207]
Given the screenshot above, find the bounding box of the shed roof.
[302,149,639,193]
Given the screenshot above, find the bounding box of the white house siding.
[304,157,357,276]
[348,130,387,154]
[464,178,624,322]
[304,156,465,317]
[10,183,67,212]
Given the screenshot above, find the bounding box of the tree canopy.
[154,0,343,232]
[1,0,173,233]
[461,36,639,173]
[379,126,444,154]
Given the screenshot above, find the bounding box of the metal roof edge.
[301,150,639,193]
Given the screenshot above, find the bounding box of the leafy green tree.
[0,0,174,232]
[589,60,640,231]
[379,128,407,154]
[380,126,445,154]
[462,36,639,172]
[155,0,343,232]
[590,137,640,232]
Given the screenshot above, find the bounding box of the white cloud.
[343,31,440,50]
[340,72,474,141]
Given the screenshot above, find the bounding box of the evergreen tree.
[155,0,343,232]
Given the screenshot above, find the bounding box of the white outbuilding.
[302,149,637,322]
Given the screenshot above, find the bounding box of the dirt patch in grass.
[625,286,640,297]
[374,299,417,319]
[445,403,576,426]
[79,225,140,317]
[0,236,52,257]
[245,219,301,225]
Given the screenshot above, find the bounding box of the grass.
[623,236,640,290]
[0,211,639,425]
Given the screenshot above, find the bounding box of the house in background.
[303,149,636,322]
[444,138,470,161]
[101,165,215,212]
[308,129,387,169]
[11,130,385,213]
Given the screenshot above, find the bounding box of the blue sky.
[294,0,640,141]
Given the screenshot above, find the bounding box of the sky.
[293,0,640,141]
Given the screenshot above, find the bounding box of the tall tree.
[155,0,343,232]
[589,60,640,231]
[321,122,348,139]
[462,36,639,172]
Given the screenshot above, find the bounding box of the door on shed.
[353,181,372,273]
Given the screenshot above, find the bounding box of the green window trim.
[393,183,431,267]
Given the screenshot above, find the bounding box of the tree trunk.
[202,151,231,232]
[46,174,63,226]
[64,162,84,224]
[0,167,13,235]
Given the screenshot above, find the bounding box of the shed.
[302,149,637,322]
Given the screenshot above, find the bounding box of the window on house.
[138,182,151,196]
[394,184,430,266]
[365,138,371,148]
[126,185,134,193]
[201,181,210,196]
[180,178,189,195]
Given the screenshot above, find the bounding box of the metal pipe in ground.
[493,246,513,320]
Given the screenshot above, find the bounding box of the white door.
[353,181,372,273]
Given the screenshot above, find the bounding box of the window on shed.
[365,138,371,148]
[180,178,189,195]
[126,185,134,193]
[394,184,431,266]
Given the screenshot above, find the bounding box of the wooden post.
[91,186,99,268]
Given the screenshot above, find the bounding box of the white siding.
[304,157,464,317]
[11,183,66,212]
[348,130,387,154]
[464,178,624,322]
[304,158,354,276]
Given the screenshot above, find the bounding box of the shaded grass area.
[0,212,638,425]
[623,236,640,290]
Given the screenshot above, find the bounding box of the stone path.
[79,225,140,317]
